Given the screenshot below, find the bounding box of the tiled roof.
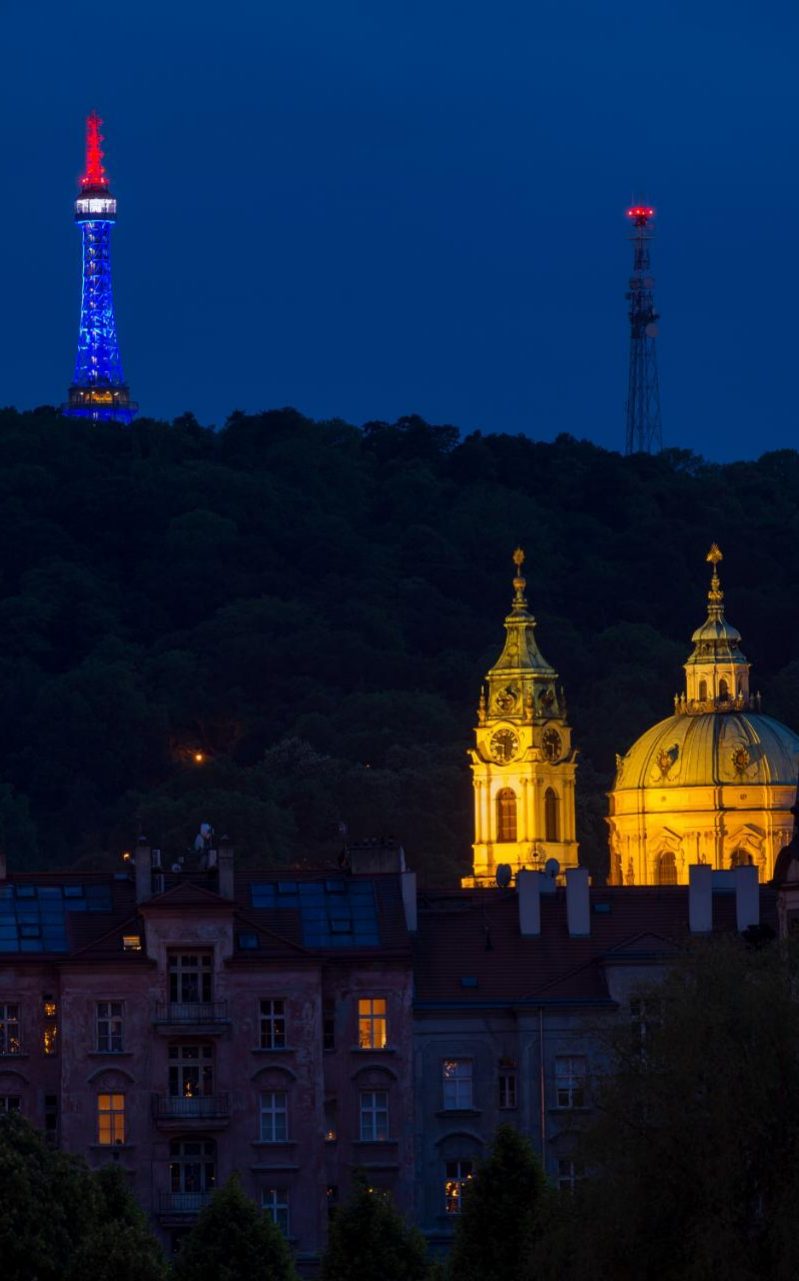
[413,885,779,1006]
[0,866,411,961]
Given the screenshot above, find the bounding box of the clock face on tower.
[542,728,562,762]
[489,728,519,763]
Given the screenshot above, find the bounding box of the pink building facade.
[0,840,415,1268]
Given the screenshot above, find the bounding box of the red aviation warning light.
[80,112,109,191]
[626,205,654,225]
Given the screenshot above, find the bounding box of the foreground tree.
[65,1163,168,1281]
[554,934,799,1281]
[172,1173,298,1281]
[0,1110,99,1281]
[447,1124,547,1281]
[321,1173,430,1281]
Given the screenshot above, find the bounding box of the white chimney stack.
[566,867,590,937]
[517,870,542,937]
[689,864,713,933]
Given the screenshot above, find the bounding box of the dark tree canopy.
[447,1124,547,1281]
[172,1173,298,1281]
[1,406,799,882]
[321,1173,430,1281]
[545,935,799,1281]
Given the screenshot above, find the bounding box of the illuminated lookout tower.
[624,205,662,455]
[64,114,137,424]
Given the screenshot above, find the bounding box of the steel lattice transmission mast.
[63,114,137,424]
[624,204,662,454]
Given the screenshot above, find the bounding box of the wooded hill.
[0,405,798,884]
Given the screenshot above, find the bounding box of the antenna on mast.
[624,204,663,454]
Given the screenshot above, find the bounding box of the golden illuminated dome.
[608,545,799,886]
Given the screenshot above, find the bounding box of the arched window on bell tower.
[544,788,559,842]
[698,679,707,701]
[496,789,517,843]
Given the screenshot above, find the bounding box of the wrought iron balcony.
[153,1001,229,1026]
[158,1192,213,1216]
[153,1093,230,1121]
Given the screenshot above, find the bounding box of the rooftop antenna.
[624,203,663,454]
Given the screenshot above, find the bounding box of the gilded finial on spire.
[512,546,527,609]
[706,543,724,608]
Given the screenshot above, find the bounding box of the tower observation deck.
[64,114,137,424]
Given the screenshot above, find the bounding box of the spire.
[511,547,528,612]
[706,543,724,618]
[81,112,109,192]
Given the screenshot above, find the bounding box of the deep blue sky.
[0,1,796,459]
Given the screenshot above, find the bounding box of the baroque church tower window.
[462,549,579,888]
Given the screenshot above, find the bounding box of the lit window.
[555,1056,586,1109]
[358,998,387,1049]
[42,995,58,1056]
[0,1004,21,1055]
[97,1093,125,1145]
[261,1187,290,1236]
[259,999,287,1050]
[496,789,517,842]
[442,1059,473,1110]
[499,1068,517,1110]
[359,1090,389,1141]
[0,1095,20,1112]
[169,1043,213,1098]
[557,1159,586,1193]
[96,1001,124,1052]
[259,1090,288,1142]
[122,935,142,951]
[324,1098,337,1141]
[444,1160,473,1213]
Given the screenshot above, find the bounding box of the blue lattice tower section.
[64,114,137,424]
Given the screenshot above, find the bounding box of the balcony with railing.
[158,1191,213,1217]
[152,1093,230,1129]
[152,1001,229,1033]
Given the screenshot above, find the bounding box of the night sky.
[1,1,796,460]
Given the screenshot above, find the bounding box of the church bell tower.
[463,549,579,888]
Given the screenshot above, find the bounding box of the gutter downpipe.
[539,1006,546,1156]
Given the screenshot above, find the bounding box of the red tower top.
[80,113,109,191]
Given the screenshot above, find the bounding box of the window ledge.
[251,1140,297,1148]
[550,1106,592,1114]
[89,1143,136,1152]
[350,1046,397,1055]
[87,1051,134,1059]
[0,1052,28,1059]
[435,1108,481,1118]
[352,1138,399,1147]
[251,1046,294,1054]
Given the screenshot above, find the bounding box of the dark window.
[496,789,517,842]
[499,1069,517,1109]
[0,1095,20,1112]
[555,1056,587,1108]
[323,998,335,1051]
[557,1159,585,1192]
[0,1004,20,1055]
[168,952,212,1004]
[698,679,708,701]
[96,1001,123,1052]
[259,999,286,1050]
[730,849,753,868]
[170,1138,216,1194]
[656,851,677,885]
[44,1094,58,1147]
[719,678,729,699]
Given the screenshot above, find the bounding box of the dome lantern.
[680,544,753,713]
